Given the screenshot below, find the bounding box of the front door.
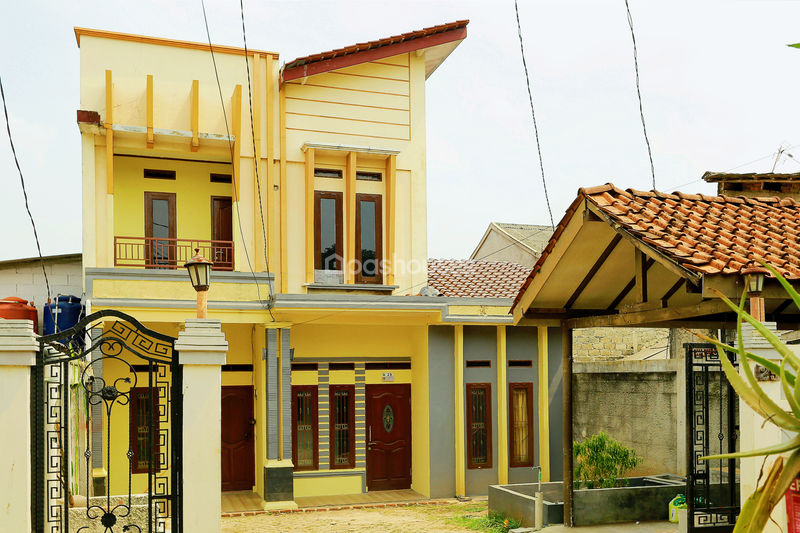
[144,191,176,268]
[211,196,233,269]
[365,384,411,491]
[221,385,255,491]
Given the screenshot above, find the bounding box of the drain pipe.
[532,465,543,529]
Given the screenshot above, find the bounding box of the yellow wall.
[294,473,363,498]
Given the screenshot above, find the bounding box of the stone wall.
[573,327,669,361]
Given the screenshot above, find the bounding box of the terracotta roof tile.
[427,259,531,299]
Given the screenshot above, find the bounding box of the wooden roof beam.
[567,299,730,329]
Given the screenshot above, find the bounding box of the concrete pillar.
[739,322,794,532]
[0,319,38,532]
[175,319,228,533]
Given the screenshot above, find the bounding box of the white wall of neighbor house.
[472,231,538,267]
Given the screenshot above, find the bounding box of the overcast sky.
[2,1,800,262]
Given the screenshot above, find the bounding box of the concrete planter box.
[489,474,685,528]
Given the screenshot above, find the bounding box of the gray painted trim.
[293,356,411,363]
[85,267,274,298]
[276,293,510,306]
[304,283,399,292]
[90,298,269,310]
[281,329,292,459]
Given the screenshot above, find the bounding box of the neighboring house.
[703,170,800,201]
[470,222,553,267]
[0,253,82,333]
[75,21,564,507]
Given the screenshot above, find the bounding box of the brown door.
[211,196,233,269]
[365,384,411,491]
[144,191,176,268]
[221,386,255,492]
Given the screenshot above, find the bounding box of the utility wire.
[200,0,271,314]
[0,74,54,324]
[624,0,656,190]
[513,0,555,231]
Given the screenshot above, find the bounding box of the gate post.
[176,318,228,533]
[0,319,38,531]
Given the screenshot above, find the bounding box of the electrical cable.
[513,0,555,230]
[624,0,656,190]
[0,74,55,326]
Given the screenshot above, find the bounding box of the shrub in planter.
[573,432,642,489]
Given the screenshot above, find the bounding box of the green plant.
[691,260,800,533]
[448,510,521,533]
[573,432,642,489]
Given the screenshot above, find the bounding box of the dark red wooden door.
[221,386,255,491]
[365,384,411,491]
[211,196,233,269]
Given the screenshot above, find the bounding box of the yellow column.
[304,147,315,284]
[385,155,396,286]
[537,326,550,482]
[265,54,276,277]
[346,152,357,284]
[190,80,199,152]
[146,74,154,148]
[454,325,466,497]
[279,86,288,292]
[104,70,113,194]
[497,325,508,484]
[231,85,242,201]
[252,54,264,273]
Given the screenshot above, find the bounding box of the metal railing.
[114,236,234,271]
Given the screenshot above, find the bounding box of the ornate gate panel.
[32,310,182,533]
[685,343,739,532]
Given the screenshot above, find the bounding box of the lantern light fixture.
[184,249,213,318]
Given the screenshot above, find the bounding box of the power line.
[624,0,656,190]
[513,0,555,231]
[0,74,54,323]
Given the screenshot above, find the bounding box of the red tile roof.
[282,20,468,81]
[511,183,800,309]
[427,259,532,299]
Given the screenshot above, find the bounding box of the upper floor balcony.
[114,236,234,271]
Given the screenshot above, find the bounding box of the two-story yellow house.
[76,21,563,509]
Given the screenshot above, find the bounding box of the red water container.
[0,297,38,333]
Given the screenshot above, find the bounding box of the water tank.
[0,297,38,332]
[44,295,84,336]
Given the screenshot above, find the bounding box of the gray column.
[266,329,279,461]
[318,364,330,469]
[281,329,292,461]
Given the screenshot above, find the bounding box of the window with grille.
[129,388,160,474]
[466,383,492,469]
[330,385,355,469]
[292,386,318,471]
[509,383,534,467]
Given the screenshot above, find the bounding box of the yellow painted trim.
[279,85,288,292]
[291,371,318,386]
[146,74,154,148]
[105,69,114,195]
[190,79,199,152]
[232,84,242,199]
[454,325,465,497]
[497,325,508,485]
[346,151,357,284]
[265,54,276,277]
[385,154,396,286]
[537,326,550,482]
[304,147,315,284]
[253,54,264,273]
[74,27,279,59]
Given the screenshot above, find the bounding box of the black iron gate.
[32,310,182,533]
[685,343,739,532]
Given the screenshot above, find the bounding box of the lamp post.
[742,266,766,322]
[184,249,213,318]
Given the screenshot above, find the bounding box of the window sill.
[304,283,398,293]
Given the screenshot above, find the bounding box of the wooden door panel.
[221,386,255,492]
[211,196,233,269]
[366,384,411,491]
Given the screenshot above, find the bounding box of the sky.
[2,0,800,262]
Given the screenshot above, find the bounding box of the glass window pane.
[333,389,351,466]
[152,199,170,239]
[511,387,530,464]
[470,387,488,465]
[319,197,338,270]
[296,391,313,467]
[360,201,376,276]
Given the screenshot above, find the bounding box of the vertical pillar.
[562,325,574,527]
[454,325,466,497]
[0,319,37,532]
[263,328,295,509]
[345,151,357,284]
[497,325,508,485]
[304,147,315,285]
[537,326,550,482]
[384,154,396,286]
[175,318,228,533]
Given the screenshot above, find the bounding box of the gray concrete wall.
[506,326,539,485]
[428,325,456,498]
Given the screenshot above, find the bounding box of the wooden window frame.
[144,191,177,268]
[466,383,492,469]
[291,385,319,471]
[314,191,344,271]
[354,193,383,284]
[508,382,535,468]
[129,387,160,474]
[329,384,356,469]
[314,168,343,179]
[356,171,382,182]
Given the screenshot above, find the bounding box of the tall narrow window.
[330,385,355,469]
[466,383,492,469]
[509,383,534,467]
[292,386,318,471]
[144,191,176,268]
[355,194,383,284]
[314,191,343,271]
[129,387,160,474]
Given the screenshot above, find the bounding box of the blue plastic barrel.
[43,295,84,336]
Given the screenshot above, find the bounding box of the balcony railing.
[114,236,234,271]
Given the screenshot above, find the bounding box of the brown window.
[509,383,534,467]
[314,191,343,271]
[356,171,382,181]
[466,383,492,469]
[315,168,343,179]
[144,169,176,180]
[330,385,355,469]
[210,173,232,183]
[355,193,383,284]
[129,387,160,474]
[292,386,318,471]
[144,191,176,268]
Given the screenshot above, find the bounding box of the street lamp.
[184,249,213,318]
[742,266,767,322]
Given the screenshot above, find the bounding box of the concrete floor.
[541,521,678,533]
